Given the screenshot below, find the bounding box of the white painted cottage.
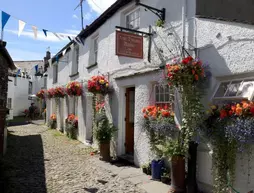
[46,0,254,192]
[7,52,50,120]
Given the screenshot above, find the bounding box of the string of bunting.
[1,10,84,45]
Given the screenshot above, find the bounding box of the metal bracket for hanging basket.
[135,0,166,22]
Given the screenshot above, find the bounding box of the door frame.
[125,87,135,155]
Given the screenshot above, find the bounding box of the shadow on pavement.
[2,132,47,193]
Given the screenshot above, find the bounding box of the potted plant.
[49,113,57,129]
[161,167,170,184]
[141,164,149,174]
[94,107,117,162]
[65,114,78,139]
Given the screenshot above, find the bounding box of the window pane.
[225,80,242,97]
[155,85,159,94]
[214,82,231,97]
[237,81,254,98]
[165,93,170,102]
[160,94,165,102]
[156,94,159,102]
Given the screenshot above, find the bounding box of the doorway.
[125,87,135,155]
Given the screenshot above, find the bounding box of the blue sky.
[1,0,116,61]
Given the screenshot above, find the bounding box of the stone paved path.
[2,124,146,193]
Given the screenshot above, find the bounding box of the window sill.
[86,63,98,70]
[69,72,79,78]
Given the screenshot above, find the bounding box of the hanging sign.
[115,30,143,59]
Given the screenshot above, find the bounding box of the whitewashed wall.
[47,0,254,191]
[7,76,15,120]
[195,13,254,193]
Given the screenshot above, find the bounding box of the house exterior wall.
[47,0,189,166]
[12,77,30,116]
[46,0,254,191]
[196,16,254,193]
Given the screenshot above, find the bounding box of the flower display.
[165,56,208,87]
[36,89,46,99]
[66,114,78,128]
[88,75,109,95]
[66,81,83,96]
[142,105,174,119]
[50,113,57,121]
[54,87,66,98]
[47,88,55,99]
[142,105,176,136]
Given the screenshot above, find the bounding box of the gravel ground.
[2,123,146,193]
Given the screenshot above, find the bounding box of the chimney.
[44,51,51,73]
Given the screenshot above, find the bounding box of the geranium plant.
[49,113,57,129]
[36,89,46,99]
[66,81,83,97]
[65,114,78,139]
[200,101,254,193]
[47,88,55,99]
[142,105,177,157]
[54,87,66,98]
[88,75,109,95]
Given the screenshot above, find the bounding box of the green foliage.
[65,123,78,139]
[94,109,117,144]
[156,19,165,28]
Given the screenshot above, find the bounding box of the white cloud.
[87,0,117,14]
[6,29,78,42]
[84,12,92,21]
[72,14,79,19]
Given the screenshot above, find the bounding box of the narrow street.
[1,123,146,193]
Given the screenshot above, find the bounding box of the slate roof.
[14,60,44,72]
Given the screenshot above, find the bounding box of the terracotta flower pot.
[169,155,185,193]
[99,142,110,162]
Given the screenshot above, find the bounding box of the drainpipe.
[182,0,187,57]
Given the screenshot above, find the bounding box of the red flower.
[220,109,228,119]
[250,106,254,115]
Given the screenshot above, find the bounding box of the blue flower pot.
[151,160,164,180]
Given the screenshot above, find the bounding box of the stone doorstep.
[93,158,171,193]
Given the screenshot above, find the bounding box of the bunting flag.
[53,32,62,40]
[77,36,84,45]
[35,64,39,73]
[42,29,48,37]
[32,26,38,39]
[16,69,21,76]
[1,11,10,30]
[18,20,26,36]
[55,55,59,63]
[62,49,67,56]
[1,9,81,42]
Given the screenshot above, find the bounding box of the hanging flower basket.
[54,86,66,98]
[165,56,210,87]
[65,114,78,139]
[47,88,55,99]
[36,89,46,99]
[88,75,110,95]
[66,81,83,97]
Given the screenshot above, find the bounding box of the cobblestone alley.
[0,123,147,193]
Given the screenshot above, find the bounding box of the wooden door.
[125,87,135,155]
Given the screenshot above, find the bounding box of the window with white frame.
[28,82,33,94]
[53,64,58,84]
[94,37,98,64]
[213,79,254,101]
[7,98,12,109]
[126,8,140,30]
[72,45,79,75]
[14,76,17,86]
[154,84,174,108]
